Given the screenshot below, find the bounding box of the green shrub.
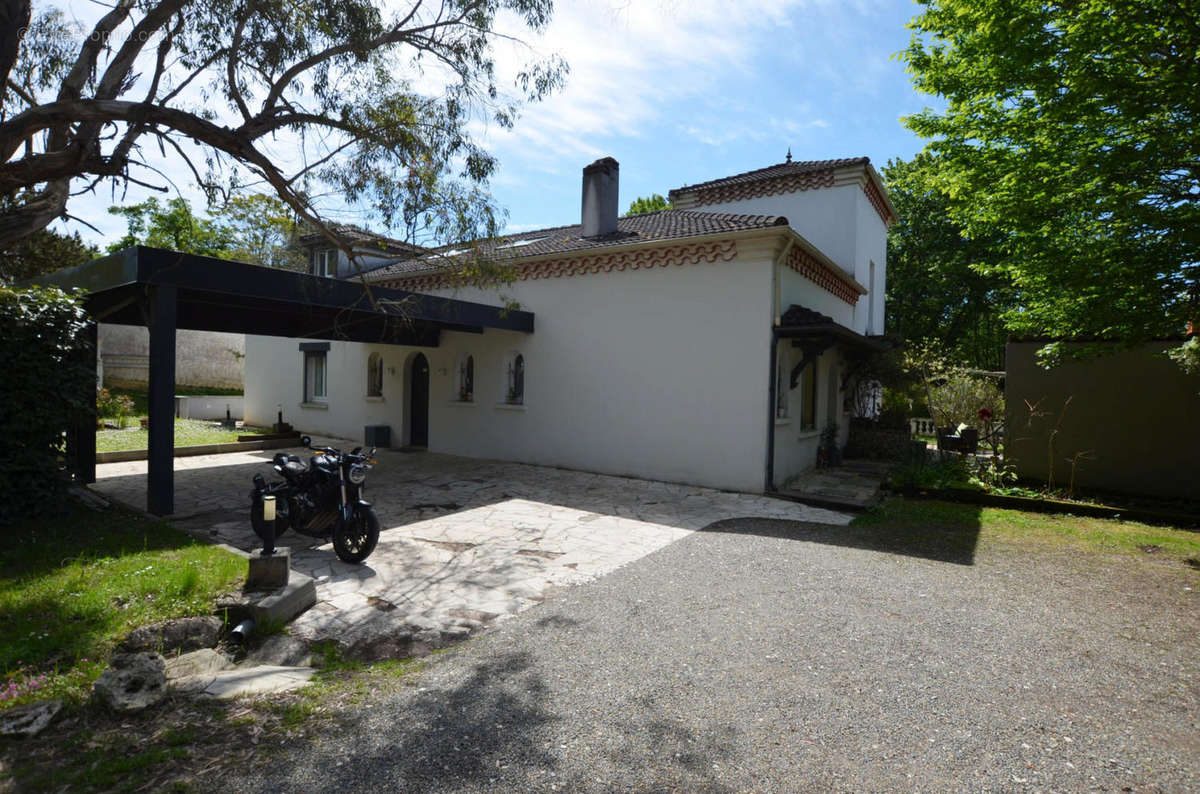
[889,449,973,491]
[0,287,93,523]
[928,373,1004,430]
[96,388,135,427]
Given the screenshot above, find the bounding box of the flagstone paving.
[94,443,851,653]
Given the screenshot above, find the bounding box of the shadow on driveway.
[700,500,984,565]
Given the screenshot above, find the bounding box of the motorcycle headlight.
[348,463,368,484]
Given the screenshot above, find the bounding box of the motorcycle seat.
[284,460,307,475]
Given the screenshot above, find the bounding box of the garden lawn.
[97,418,269,453]
[0,501,245,710]
[855,497,1200,563]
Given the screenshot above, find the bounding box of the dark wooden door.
[409,353,429,447]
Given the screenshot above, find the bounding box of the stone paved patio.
[94,443,851,654]
[780,459,892,510]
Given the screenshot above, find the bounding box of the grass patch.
[856,497,1200,563]
[0,501,245,710]
[97,418,270,453]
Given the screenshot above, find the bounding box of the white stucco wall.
[687,181,888,336]
[246,245,778,492]
[772,342,849,487]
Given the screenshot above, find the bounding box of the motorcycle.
[250,435,381,564]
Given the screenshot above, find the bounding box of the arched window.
[506,353,525,404]
[366,353,383,397]
[456,353,474,402]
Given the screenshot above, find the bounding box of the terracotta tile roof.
[670,157,870,198]
[364,209,789,283]
[780,304,838,329]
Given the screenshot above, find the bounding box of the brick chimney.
[581,157,619,237]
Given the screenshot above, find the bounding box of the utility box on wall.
[364,425,391,448]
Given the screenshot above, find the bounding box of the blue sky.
[478,0,938,234]
[59,0,939,246]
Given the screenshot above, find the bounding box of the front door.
[409,353,429,447]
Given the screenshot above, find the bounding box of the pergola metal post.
[31,246,535,515]
[69,321,98,484]
[146,285,177,515]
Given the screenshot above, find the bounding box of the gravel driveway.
[216,518,1199,793]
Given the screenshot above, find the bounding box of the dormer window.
[314,248,337,277]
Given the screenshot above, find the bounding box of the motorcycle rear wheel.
[332,504,380,564]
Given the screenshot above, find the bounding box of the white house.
[244,155,896,493]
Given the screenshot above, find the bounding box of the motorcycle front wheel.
[332,504,380,564]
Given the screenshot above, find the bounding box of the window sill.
[797,428,820,439]
[364,395,385,403]
[775,417,791,426]
[447,399,477,407]
[495,402,526,411]
[300,401,328,410]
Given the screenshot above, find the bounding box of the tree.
[0,1,566,272]
[216,194,307,271]
[0,222,97,284]
[882,155,1014,370]
[902,0,1199,361]
[625,194,671,216]
[107,197,229,258]
[106,193,309,269]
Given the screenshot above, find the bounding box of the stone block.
[218,571,316,627]
[0,700,61,738]
[246,634,312,667]
[246,548,291,591]
[120,616,222,655]
[93,653,166,713]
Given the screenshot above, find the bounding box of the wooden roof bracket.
[789,337,834,389]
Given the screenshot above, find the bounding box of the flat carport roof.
[35,246,534,515]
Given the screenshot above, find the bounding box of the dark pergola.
[36,246,534,516]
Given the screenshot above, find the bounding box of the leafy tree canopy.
[0,0,566,268]
[107,197,229,258]
[882,154,1014,370]
[902,0,1199,361]
[0,219,97,284]
[625,194,671,216]
[107,194,307,269]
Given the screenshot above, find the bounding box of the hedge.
[0,286,93,523]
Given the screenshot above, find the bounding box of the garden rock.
[120,616,222,654]
[92,653,166,713]
[0,699,62,738]
[245,634,311,667]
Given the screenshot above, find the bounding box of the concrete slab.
[164,648,232,681]
[176,665,316,699]
[95,445,853,658]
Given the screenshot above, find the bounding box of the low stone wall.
[99,325,244,389]
[177,395,244,421]
[845,420,911,461]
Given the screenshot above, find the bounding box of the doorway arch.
[409,352,429,447]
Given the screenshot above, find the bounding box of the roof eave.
[367,223,797,284]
